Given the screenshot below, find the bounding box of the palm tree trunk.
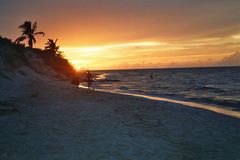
[28,39,33,48]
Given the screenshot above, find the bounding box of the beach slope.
[0,78,240,160]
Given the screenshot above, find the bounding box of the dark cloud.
[218,51,240,66]
[0,0,240,42]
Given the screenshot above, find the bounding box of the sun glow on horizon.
[61,41,164,52]
[61,41,167,70]
[60,38,240,70]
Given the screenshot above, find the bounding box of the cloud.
[1,0,240,70]
[1,0,240,44]
[218,51,240,66]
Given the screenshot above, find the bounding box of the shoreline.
[79,85,240,119]
[1,79,240,159]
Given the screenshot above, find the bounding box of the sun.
[69,60,89,71]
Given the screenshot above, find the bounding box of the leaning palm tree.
[45,39,63,57]
[15,21,44,48]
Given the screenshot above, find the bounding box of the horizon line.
[90,65,240,72]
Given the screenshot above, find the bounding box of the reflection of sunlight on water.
[78,84,88,89]
[78,85,240,119]
[79,73,110,89]
[95,73,108,80]
[99,84,112,87]
[100,89,240,119]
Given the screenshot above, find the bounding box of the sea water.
[89,67,240,112]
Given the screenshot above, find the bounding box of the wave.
[78,85,240,119]
[97,79,120,82]
[119,86,129,90]
[91,68,240,116]
[189,97,240,111]
[95,82,239,110]
[195,85,226,93]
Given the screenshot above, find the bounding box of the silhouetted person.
[150,73,153,79]
[86,70,93,90]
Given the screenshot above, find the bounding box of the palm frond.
[19,21,32,35]
[45,46,51,50]
[45,39,53,45]
[19,21,31,29]
[32,36,36,44]
[34,32,45,36]
[32,22,38,32]
[18,21,27,29]
[15,36,26,43]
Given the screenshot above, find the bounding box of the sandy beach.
[1,1,240,159]
[0,76,240,160]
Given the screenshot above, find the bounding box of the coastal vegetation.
[0,20,76,79]
[15,21,44,48]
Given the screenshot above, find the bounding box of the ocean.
[86,67,240,112]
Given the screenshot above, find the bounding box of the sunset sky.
[0,0,240,70]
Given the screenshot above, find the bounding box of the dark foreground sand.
[0,79,240,160]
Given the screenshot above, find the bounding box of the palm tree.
[15,21,44,48]
[45,39,59,52]
[45,39,63,57]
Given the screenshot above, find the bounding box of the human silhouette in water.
[86,70,93,90]
[150,73,153,80]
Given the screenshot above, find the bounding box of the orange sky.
[0,0,240,70]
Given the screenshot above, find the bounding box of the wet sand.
[0,79,240,160]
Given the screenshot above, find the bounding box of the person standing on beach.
[86,70,93,90]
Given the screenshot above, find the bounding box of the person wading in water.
[86,70,93,90]
[150,73,153,80]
